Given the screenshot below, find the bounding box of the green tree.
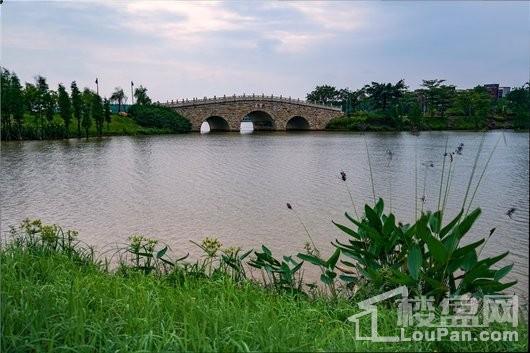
[103,98,111,129]
[452,87,492,128]
[1,69,14,139]
[364,80,407,114]
[436,84,456,118]
[306,85,341,105]
[24,83,38,119]
[92,93,104,136]
[34,76,49,139]
[419,79,444,117]
[110,87,127,112]
[81,89,93,138]
[70,81,82,138]
[133,85,151,105]
[395,91,423,130]
[419,79,456,118]
[57,84,72,137]
[338,88,365,116]
[44,90,56,125]
[505,83,530,129]
[10,73,25,139]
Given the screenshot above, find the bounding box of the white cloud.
[279,1,368,31]
[102,1,254,46]
[264,31,333,54]
[92,0,367,53]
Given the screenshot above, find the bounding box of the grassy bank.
[326,112,520,132]
[1,245,527,352]
[1,215,528,352]
[3,113,174,141]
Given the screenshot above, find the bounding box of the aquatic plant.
[332,198,516,301]
[248,245,304,293]
[125,234,187,274]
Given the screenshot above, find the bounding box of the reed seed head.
[286,203,292,210]
[340,171,347,181]
[455,143,464,155]
[506,208,516,218]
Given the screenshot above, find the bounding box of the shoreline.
[2,127,528,143]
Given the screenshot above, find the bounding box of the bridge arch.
[286,116,310,130]
[241,110,276,131]
[203,116,230,132]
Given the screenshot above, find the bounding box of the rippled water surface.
[1,131,528,297]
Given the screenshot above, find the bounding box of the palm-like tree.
[133,85,151,105]
[110,87,127,112]
[364,80,407,111]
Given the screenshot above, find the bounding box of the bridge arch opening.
[286,116,310,130]
[241,111,275,132]
[201,116,230,133]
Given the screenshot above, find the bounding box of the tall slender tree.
[103,98,111,129]
[35,76,49,139]
[70,81,82,138]
[10,73,25,139]
[92,93,104,136]
[44,90,56,126]
[81,88,93,138]
[57,84,72,137]
[1,69,13,139]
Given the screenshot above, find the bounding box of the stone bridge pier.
[161,94,343,132]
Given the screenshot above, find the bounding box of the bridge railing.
[157,93,342,111]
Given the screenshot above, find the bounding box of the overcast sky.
[1,0,529,101]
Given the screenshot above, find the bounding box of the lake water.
[1,131,528,298]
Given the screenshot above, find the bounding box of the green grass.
[1,245,527,352]
[21,113,173,139]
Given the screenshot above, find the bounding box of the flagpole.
[131,81,134,105]
[95,78,99,95]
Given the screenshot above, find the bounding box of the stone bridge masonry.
[160,94,343,131]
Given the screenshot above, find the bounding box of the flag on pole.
[131,81,134,87]
[95,78,98,84]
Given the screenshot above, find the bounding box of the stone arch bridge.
[161,94,343,131]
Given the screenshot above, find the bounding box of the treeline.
[307,80,529,130]
[0,68,190,141]
[1,69,112,140]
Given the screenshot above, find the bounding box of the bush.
[330,199,515,302]
[128,104,191,132]
[326,111,397,131]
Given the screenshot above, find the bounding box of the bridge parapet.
[158,94,342,112]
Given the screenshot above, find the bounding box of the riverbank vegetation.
[308,80,530,131]
[1,211,526,352]
[0,68,190,141]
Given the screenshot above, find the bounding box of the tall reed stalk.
[364,136,376,204]
[437,137,449,213]
[340,171,359,219]
[287,203,320,255]
[465,135,501,216]
[461,134,486,211]
[414,140,418,221]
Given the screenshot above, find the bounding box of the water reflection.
[240,121,253,134]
